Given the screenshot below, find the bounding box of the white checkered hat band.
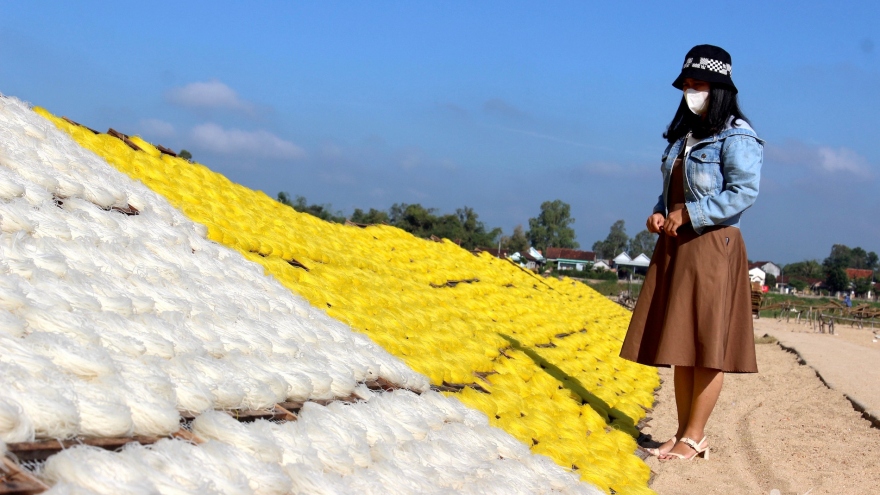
[682,57,732,76]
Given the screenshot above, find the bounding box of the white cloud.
[484,98,527,120]
[817,147,872,177]
[397,148,422,170]
[392,147,458,171]
[580,161,631,177]
[562,160,653,181]
[167,80,253,112]
[765,140,873,178]
[190,123,306,160]
[138,118,175,138]
[319,142,344,162]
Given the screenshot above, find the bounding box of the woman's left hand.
[663,208,690,237]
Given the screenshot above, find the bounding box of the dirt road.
[641,319,880,495]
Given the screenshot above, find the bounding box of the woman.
[619,44,763,460]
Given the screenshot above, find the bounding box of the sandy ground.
[757,318,880,422]
[758,313,880,349]
[640,319,880,495]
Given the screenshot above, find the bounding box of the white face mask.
[684,88,709,115]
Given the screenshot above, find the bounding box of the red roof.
[474,247,510,258]
[747,261,775,270]
[522,252,543,262]
[545,248,595,262]
[846,268,874,280]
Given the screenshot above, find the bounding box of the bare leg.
[655,366,694,455]
[663,367,724,458]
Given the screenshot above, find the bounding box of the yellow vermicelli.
[39,108,659,494]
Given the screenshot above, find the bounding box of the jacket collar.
[676,125,765,149]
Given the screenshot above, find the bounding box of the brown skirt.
[619,224,757,373]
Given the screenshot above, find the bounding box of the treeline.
[783,244,878,295]
[277,192,661,259]
[590,220,657,259]
[277,193,582,252]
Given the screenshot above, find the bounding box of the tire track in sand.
[641,335,880,495]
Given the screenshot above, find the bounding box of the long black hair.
[663,84,751,143]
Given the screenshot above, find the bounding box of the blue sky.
[2,1,878,264]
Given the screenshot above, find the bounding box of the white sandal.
[645,436,676,457]
[662,436,709,460]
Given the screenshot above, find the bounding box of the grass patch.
[758,293,880,318]
[754,333,778,345]
[585,279,620,296]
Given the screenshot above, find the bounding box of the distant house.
[748,267,766,284]
[748,261,780,277]
[592,260,612,271]
[509,247,546,271]
[612,252,651,269]
[845,268,875,299]
[774,275,795,294]
[632,253,652,266]
[775,275,791,288]
[845,268,874,280]
[474,247,510,259]
[545,248,596,271]
[521,250,544,271]
[612,252,651,279]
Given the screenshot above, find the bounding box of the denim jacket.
[652,120,764,235]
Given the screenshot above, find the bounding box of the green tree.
[178,149,193,161]
[789,278,808,292]
[592,220,629,259]
[350,208,390,225]
[387,203,500,249]
[853,278,873,297]
[454,207,502,250]
[825,266,849,293]
[287,195,345,223]
[390,203,439,238]
[784,260,823,279]
[527,200,578,252]
[853,277,872,297]
[501,225,530,254]
[432,212,466,244]
[850,247,868,269]
[823,244,853,270]
[628,229,657,257]
[866,251,879,271]
[277,191,294,207]
[765,274,777,288]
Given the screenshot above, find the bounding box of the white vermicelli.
[71,378,134,438]
[119,440,221,495]
[198,440,292,495]
[0,308,27,337]
[0,97,607,495]
[40,445,159,495]
[38,482,104,495]
[190,411,282,464]
[283,463,349,495]
[0,395,34,442]
[23,331,117,379]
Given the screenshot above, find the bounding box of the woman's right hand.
[646,213,665,234]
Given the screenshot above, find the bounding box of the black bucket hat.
[672,44,737,93]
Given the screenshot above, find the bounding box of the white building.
[749,267,766,285]
[749,261,780,277]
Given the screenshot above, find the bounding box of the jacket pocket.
[688,147,722,193]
